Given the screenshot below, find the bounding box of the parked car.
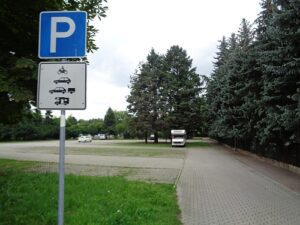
[98,134,107,140]
[93,134,107,140]
[49,87,66,94]
[54,77,71,84]
[149,134,155,140]
[78,135,92,143]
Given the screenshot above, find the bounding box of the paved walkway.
[177,144,300,225]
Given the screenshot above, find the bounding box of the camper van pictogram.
[55,97,69,105]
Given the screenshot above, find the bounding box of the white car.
[98,134,107,140]
[78,135,92,143]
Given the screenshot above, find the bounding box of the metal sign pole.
[38,11,87,225]
[58,109,66,225]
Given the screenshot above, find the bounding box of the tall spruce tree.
[206,0,300,165]
[207,37,230,138]
[207,19,257,148]
[127,49,166,143]
[227,19,258,148]
[207,33,241,140]
[164,46,202,136]
[103,107,116,136]
[127,46,204,141]
[252,0,277,155]
[255,0,300,163]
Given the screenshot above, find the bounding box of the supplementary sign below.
[37,62,86,110]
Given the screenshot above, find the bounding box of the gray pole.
[58,110,66,225]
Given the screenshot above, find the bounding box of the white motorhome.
[171,130,186,147]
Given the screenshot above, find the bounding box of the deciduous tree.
[0,0,108,124]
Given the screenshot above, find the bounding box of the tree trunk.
[154,131,158,144]
[144,132,148,144]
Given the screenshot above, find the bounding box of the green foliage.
[0,160,181,225]
[0,111,106,141]
[114,110,132,138]
[0,0,108,124]
[66,117,104,138]
[103,107,117,135]
[127,49,166,142]
[256,0,300,148]
[206,0,300,166]
[0,109,59,141]
[0,108,132,141]
[127,46,207,141]
[164,46,204,136]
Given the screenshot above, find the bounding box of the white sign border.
[37,61,87,110]
[38,11,87,59]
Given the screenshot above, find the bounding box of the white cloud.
[53,0,262,120]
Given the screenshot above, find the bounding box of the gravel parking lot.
[0,140,185,183]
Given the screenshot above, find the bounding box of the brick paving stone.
[177,146,300,225]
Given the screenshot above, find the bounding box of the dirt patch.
[27,162,179,184]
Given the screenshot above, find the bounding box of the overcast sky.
[62,0,262,120]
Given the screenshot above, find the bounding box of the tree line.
[0,108,131,141]
[0,0,299,167]
[206,0,300,166]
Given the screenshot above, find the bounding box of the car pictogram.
[49,87,66,94]
[54,77,71,84]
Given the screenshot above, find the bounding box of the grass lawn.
[0,159,182,225]
[114,140,210,148]
[67,146,184,158]
[7,139,209,158]
[116,142,172,148]
[28,142,186,158]
[63,140,209,157]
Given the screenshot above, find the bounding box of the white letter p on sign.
[50,17,75,53]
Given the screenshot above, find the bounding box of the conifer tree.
[164,46,202,136]
[207,37,230,138]
[103,107,116,136]
[127,49,165,143]
[127,46,204,140]
[256,0,300,162]
[206,0,300,165]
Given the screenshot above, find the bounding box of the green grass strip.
[116,142,172,148]
[117,140,210,148]
[0,159,181,225]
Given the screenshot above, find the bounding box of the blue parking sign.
[39,11,87,58]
